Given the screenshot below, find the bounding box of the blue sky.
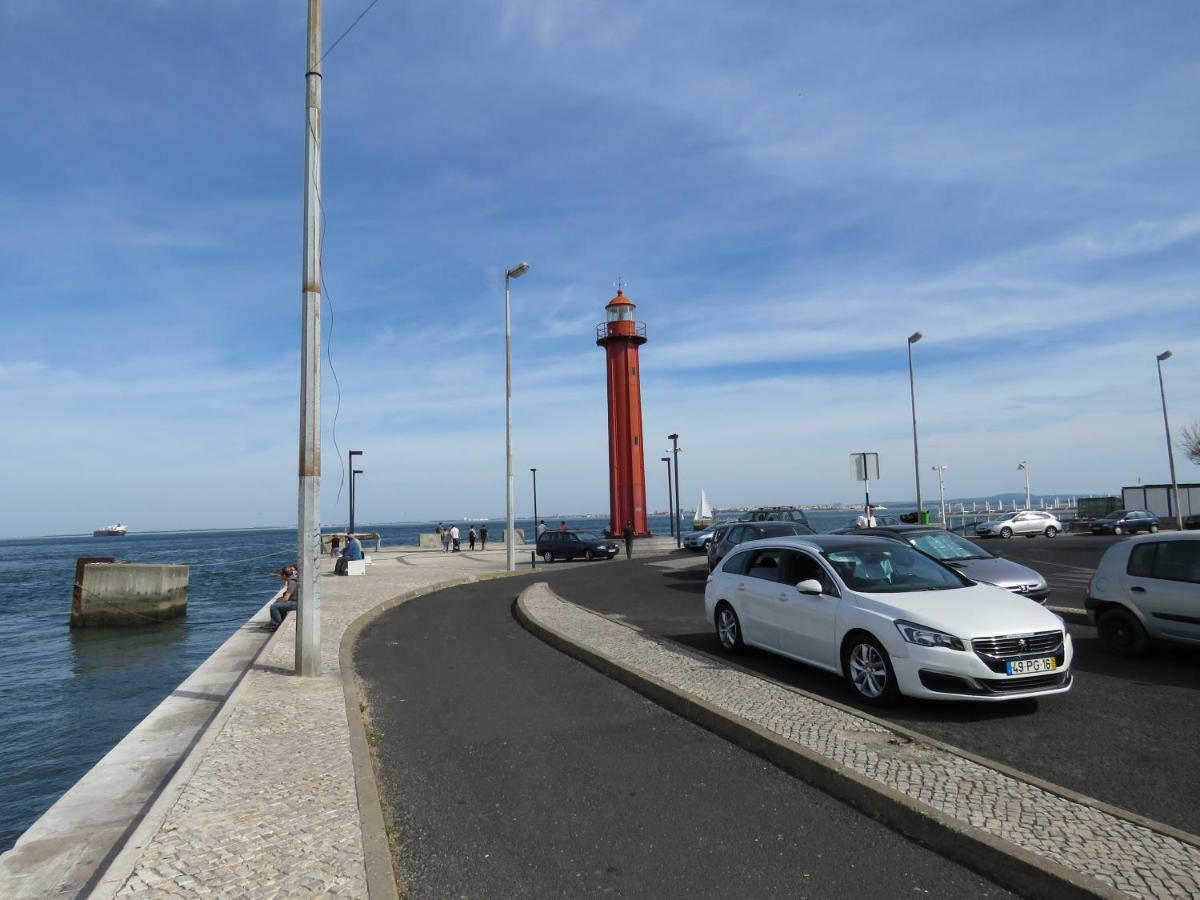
[2,0,1198,537]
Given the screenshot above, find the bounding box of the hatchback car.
[838,525,1050,603]
[707,520,816,571]
[1089,509,1160,536]
[536,530,619,562]
[1085,532,1200,655]
[705,535,1072,704]
[745,507,812,526]
[975,511,1063,539]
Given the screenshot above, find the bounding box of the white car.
[1086,532,1200,656]
[975,510,1063,539]
[704,534,1073,704]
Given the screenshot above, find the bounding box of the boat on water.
[693,490,715,529]
[92,523,128,537]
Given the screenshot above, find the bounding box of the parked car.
[683,524,719,552]
[1186,514,1200,531]
[974,511,1063,539]
[744,507,812,526]
[1089,509,1160,536]
[1085,532,1200,656]
[704,534,1072,704]
[835,525,1050,603]
[707,520,816,571]
[536,530,619,562]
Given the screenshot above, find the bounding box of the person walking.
[468,526,477,551]
[854,505,878,529]
[536,520,548,539]
[479,524,489,550]
[450,524,461,552]
[558,520,568,533]
[622,521,635,560]
[441,526,451,553]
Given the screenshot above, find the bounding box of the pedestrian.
[622,521,635,559]
[450,524,461,552]
[558,520,568,533]
[468,526,477,551]
[536,520,548,539]
[330,535,341,558]
[854,505,878,529]
[334,534,364,575]
[435,523,444,537]
[442,526,451,553]
[479,524,489,550]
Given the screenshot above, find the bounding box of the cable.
[322,0,383,61]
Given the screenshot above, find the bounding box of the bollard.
[531,550,537,570]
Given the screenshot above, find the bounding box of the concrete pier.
[71,562,189,627]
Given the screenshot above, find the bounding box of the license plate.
[1006,656,1057,675]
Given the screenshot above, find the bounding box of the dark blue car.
[1090,509,1160,535]
[537,530,620,562]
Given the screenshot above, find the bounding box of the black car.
[744,506,812,527]
[707,520,815,571]
[536,530,619,562]
[1090,509,1160,535]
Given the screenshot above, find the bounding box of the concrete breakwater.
[71,560,189,627]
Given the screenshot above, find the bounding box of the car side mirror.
[796,579,824,595]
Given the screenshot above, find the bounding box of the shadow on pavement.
[1068,635,1200,690]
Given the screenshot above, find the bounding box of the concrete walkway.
[517,582,1200,900]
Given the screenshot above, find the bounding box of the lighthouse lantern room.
[596,289,650,536]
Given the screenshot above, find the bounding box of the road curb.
[341,568,530,900]
[515,583,1124,900]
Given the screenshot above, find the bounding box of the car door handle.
[1131,586,1146,593]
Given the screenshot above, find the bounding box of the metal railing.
[595,321,647,342]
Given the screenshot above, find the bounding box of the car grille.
[973,630,1064,673]
[978,671,1071,693]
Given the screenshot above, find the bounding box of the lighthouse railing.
[596,321,648,341]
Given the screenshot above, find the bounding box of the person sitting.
[335,534,364,575]
[270,565,299,630]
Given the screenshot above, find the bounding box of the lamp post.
[348,449,363,535]
[661,456,674,538]
[932,465,948,525]
[907,331,923,521]
[530,468,539,542]
[1018,461,1031,510]
[668,433,681,547]
[504,261,530,572]
[350,468,364,534]
[1156,351,1183,530]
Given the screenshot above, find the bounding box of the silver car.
[975,510,1063,539]
[683,525,718,552]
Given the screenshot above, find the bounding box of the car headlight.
[895,621,965,651]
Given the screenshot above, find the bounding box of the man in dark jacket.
[622,522,635,559]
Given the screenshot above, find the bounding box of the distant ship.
[93,523,128,537]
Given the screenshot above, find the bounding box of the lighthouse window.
[634,436,639,445]
[631,366,637,375]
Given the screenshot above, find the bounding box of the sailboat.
[693,490,714,529]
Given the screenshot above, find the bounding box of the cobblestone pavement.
[106,547,528,899]
[521,585,1200,900]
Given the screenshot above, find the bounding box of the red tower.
[596,289,650,536]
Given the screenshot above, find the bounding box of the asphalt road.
[538,548,1200,837]
[976,532,1120,610]
[356,575,1011,899]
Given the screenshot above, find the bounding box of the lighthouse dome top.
[605,289,636,309]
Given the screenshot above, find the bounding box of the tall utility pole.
[348,449,363,534]
[932,465,948,524]
[661,455,674,538]
[296,0,323,677]
[504,261,529,572]
[530,468,539,540]
[1156,351,1183,530]
[907,332,923,521]
[668,433,681,548]
[1018,461,1031,510]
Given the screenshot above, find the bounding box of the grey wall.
[73,563,189,627]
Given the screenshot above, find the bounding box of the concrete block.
[345,559,367,576]
[72,563,189,627]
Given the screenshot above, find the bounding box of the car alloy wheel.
[1113,526,1123,536]
[715,604,744,652]
[542,551,554,563]
[1097,607,1148,657]
[1045,526,1058,538]
[585,550,595,561]
[1000,527,1013,539]
[844,636,898,705]
[1149,524,1159,533]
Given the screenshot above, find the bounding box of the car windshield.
[906,531,992,561]
[823,546,968,593]
[575,532,600,541]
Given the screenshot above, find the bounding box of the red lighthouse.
[596,289,650,536]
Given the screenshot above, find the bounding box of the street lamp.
[931,465,948,525]
[1018,461,1031,510]
[348,449,363,534]
[350,468,364,535]
[504,261,529,572]
[668,433,681,547]
[1156,351,1183,530]
[530,468,539,542]
[661,456,674,538]
[907,331,923,521]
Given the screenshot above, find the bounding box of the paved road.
[356,576,1011,899]
[540,551,1200,837]
[978,532,1120,610]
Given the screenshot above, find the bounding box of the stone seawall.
[72,563,189,627]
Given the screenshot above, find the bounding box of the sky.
[2,0,1199,537]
